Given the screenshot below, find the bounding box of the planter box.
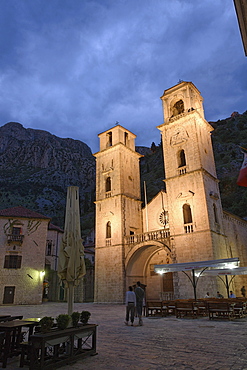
[28,324,97,369]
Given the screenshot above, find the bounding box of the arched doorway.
[125,242,174,300]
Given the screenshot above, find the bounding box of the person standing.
[125,286,136,326]
[241,286,246,298]
[135,281,145,326]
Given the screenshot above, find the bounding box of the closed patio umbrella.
[58,186,86,315]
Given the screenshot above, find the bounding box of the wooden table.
[29,324,97,369]
[0,319,39,368]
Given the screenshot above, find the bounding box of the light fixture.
[226,263,238,270]
[40,271,45,278]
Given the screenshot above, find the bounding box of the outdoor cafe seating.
[0,315,97,369]
[146,297,247,321]
[0,316,40,368]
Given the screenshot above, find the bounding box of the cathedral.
[93,81,247,303]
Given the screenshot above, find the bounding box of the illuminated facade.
[0,206,50,304]
[94,81,247,302]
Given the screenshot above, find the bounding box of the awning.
[201,266,247,276]
[154,257,239,274]
[154,257,240,300]
[201,266,247,298]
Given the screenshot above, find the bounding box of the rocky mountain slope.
[0,111,247,236]
[0,122,95,234]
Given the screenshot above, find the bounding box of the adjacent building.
[0,206,50,304]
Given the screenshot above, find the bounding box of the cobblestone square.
[1,302,247,369]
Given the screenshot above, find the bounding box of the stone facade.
[0,206,50,305]
[94,81,247,302]
[46,223,63,271]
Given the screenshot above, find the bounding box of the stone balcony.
[124,229,170,245]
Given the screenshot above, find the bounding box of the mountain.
[0,111,247,235]
[0,122,95,235]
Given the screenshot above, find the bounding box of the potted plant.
[71,311,80,327]
[80,311,91,325]
[39,316,54,333]
[56,314,70,330]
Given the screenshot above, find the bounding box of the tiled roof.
[0,206,50,220]
[84,248,95,254]
[48,223,64,232]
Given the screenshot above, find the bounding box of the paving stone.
[1,302,247,369]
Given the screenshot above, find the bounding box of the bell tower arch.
[94,124,143,303]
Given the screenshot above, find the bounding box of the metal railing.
[7,234,24,243]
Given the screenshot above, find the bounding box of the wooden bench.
[146,301,166,317]
[232,301,246,318]
[166,300,176,315]
[194,300,208,316]
[208,302,235,320]
[175,301,197,319]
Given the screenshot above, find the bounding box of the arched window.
[124,132,128,145]
[46,241,52,256]
[178,149,186,168]
[106,221,111,238]
[105,177,111,192]
[171,99,184,117]
[213,203,218,223]
[107,132,112,147]
[183,204,192,224]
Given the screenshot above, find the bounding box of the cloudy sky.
[0,0,246,152]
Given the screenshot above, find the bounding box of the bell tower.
[157,82,230,269]
[94,124,142,302]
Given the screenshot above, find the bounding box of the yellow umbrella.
[58,186,86,315]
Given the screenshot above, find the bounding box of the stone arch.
[177,149,186,167]
[170,99,184,117]
[125,241,176,300]
[183,203,193,224]
[106,221,111,238]
[105,176,111,192]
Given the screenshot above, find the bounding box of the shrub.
[80,311,91,325]
[71,312,80,327]
[56,314,70,330]
[39,316,54,333]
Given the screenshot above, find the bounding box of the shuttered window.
[4,255,22,269]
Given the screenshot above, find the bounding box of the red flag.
[237,152,247,187]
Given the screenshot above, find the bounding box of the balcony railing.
[184,223,194,233]
[178,166,187,175]
[106,238,111,246]
[7,234,24,243]
[124,229,170,245]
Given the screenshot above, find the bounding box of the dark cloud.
[0,0,246,152]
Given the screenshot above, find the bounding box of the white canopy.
[201,266,247,276]
[154,257,239,274]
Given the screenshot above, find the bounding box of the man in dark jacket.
[135,281,145,326]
